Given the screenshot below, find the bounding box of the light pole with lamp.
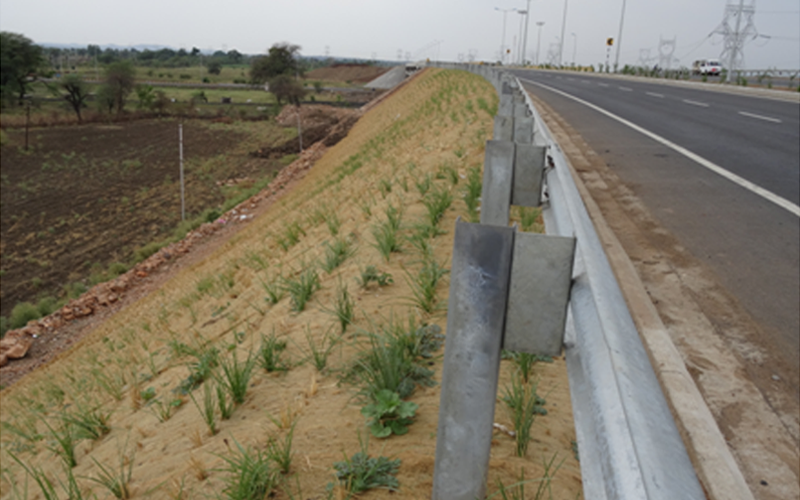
[516,10,527,65]
[614,0,627,72]
[495,7,517,64]
[521,0,532,66]
[558,0,568,67]
[571,32,577,66]
[535,21,545,66]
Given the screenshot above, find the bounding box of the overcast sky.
[1,0,798,69]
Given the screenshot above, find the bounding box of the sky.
[1,0,798,70]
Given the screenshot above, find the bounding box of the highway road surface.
[512,69,799,386]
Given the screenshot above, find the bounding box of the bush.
[36,296,59,317]
[10,302,40,329]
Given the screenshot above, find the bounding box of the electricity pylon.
[712,0,757,78]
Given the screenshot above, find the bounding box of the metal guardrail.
[428,62,706,500]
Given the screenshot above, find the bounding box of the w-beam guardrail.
[427,62,706,500]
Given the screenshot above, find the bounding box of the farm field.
[0,117,299,321]
[0,68,582,499]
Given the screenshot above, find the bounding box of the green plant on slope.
[405,257,449,313]
[361,389,419,438]
[283,268,321,312]
[217,440,278,500]
[217,350,257,405]
[463,165,482,222]
[371,219,401,262]
[502,375,547,457]
[189,381,218,435]
[330,435,401,493]
[321,237,356,273]
[86,443,135,499]
[356,265,393,289]
[422,185,454,228]
[266,420,297,474]
[325,280,355,334]
[61,402,112,441]
[258,330,289,373]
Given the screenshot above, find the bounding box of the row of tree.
[3,32,320,118]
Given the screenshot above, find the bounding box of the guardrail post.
[432,220,515,500]
[480,140,514,226]
[504,233,576,355]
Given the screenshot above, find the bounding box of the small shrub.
[361,389,418,438]
[301,325,337,372]
[331,438,401,493]
[329,282,355,334]
[10,302,40,329]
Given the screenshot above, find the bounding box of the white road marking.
[597,82,609,87]
[738,111,782,123]
[646,92,664,98]
[581,80,591,84]
[683,99,709,107]
[619,86,633,91]
[520,78,800,217]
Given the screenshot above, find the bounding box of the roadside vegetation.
[0,68,582,498]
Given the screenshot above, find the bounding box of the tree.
[135,84,155,110]
[227,49,243,64]
[207,60,222,75]
[269,74,306,106]
[104,60,135,114]
[250,43,302,84]
[0,32,45,104]
[56,74,90,122]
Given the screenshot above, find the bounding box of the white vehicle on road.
[692,59,722,76]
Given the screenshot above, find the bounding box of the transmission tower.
[712,0,757,77]
[638,48,655,68]
[658,36,677,70]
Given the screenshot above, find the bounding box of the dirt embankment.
[306,64,391,84]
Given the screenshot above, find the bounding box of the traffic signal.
[607,38,614,46]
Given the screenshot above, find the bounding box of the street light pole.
[558,0,568,66]
[495,7,517,64]
[571,32,577,66]
[517,10,527,65]
[536,21,545,66]
[522,0,532,66]
[614,0,627,72]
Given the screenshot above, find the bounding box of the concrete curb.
[540,99,755,500]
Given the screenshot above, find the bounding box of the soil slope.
[0,69,581,499]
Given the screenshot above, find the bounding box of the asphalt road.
[512,69,800,371]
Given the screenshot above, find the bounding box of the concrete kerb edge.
[538,94,756,500]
